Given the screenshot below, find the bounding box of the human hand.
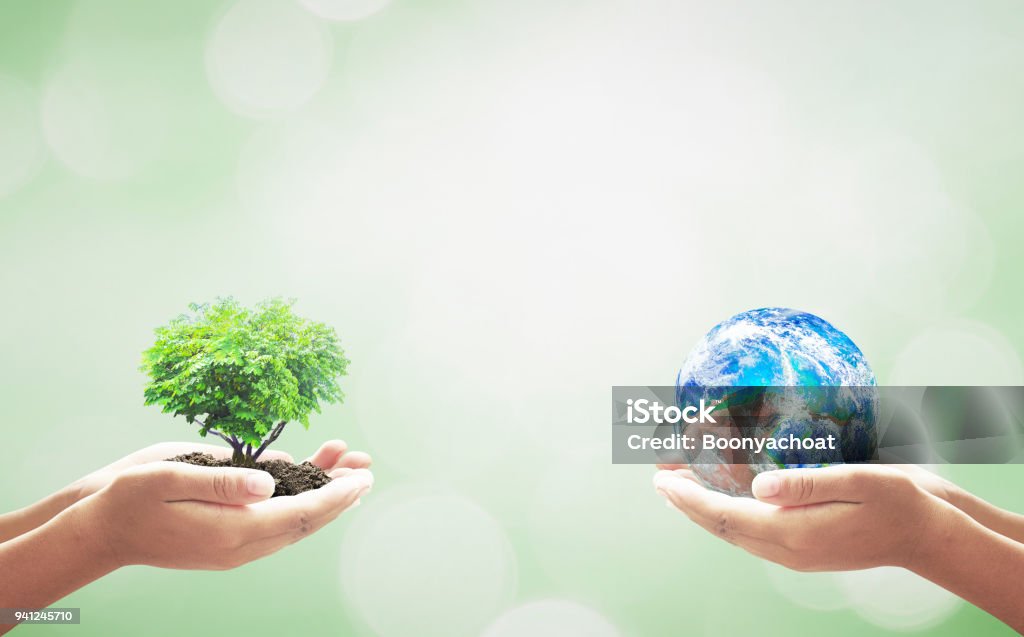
[654,465,951,572]
[67,440,372,503]
[658,461,1024,547]
[71,456,373,570]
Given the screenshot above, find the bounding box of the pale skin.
[0,440,373,635]
[654,463,1024,633]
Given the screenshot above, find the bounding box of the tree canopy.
[141,298,348,463]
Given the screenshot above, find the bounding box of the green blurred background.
[2,0,1023,635]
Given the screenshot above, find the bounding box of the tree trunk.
[231,447,256,468]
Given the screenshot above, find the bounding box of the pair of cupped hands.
[653,462,1005,572]
[55,441,373,571]
[42,441,1012,576]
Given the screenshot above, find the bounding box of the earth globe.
[674,308,878,496]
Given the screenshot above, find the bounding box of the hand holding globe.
[673,308,878,496]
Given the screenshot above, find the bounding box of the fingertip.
[656,463,688,471]
[324,468,373,491]
[674,470,700,486]
[246,471,276,498]
[347,467,374,487]
[655,471,705,500]
[751,473,780,500]
[308,440,348,468]
[338,451,372,469]
[652,469,681,488]
[322,439,348,455]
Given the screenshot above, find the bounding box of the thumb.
[751,466,866,506]
[133,462,277,505]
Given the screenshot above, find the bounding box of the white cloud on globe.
[299,0,390,22]
[206,0,333,117]
[0,75,46,198]
[481,600,621,637]
[338,489,516,637]
[837,567,961,631]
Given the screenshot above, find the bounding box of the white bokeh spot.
[761,562,850,612]
[339,489,516,637]
[0,75,46,197]
[526,445,703,602]
[482,600,621,637]
[888,322,1024,386]
[206,0,333,117]
[837,567,961,631]
[299,0,390,22]
[41,58,169,180]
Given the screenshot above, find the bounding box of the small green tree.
[141,298,348,466]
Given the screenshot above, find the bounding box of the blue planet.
[676,308,878,496]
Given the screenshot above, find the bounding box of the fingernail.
[752,474,780,498]
[246,472,275,497]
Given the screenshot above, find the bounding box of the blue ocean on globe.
[676,308,878,496]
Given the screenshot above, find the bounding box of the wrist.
[939,480,974,514]
[65,497,124,571]
[901,495,970,573]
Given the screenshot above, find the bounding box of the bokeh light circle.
[854,137,995,319]
[837,567,960,631]
[526,445,702,602]
[888,322,1024,386]
[206,0,333,117]
[299,0,390,22]
[41,58,169,180]
[481,600,621,637]
[0,75,46,197]
[235,120,346,216]
[339,489,516,637]
[761,563,850,612]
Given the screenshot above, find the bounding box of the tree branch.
[252,421,287,461]
[195,418,242,453]
[206,429,233,444]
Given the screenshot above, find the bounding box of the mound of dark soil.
[167,452,331,497]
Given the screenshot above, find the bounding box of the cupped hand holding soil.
[68,439,373,570]
[167,439,373,497]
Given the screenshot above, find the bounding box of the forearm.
[950,489,1024,545]
[0,504,117,635]
[909,503,1024,633]
[0,488,78,544]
